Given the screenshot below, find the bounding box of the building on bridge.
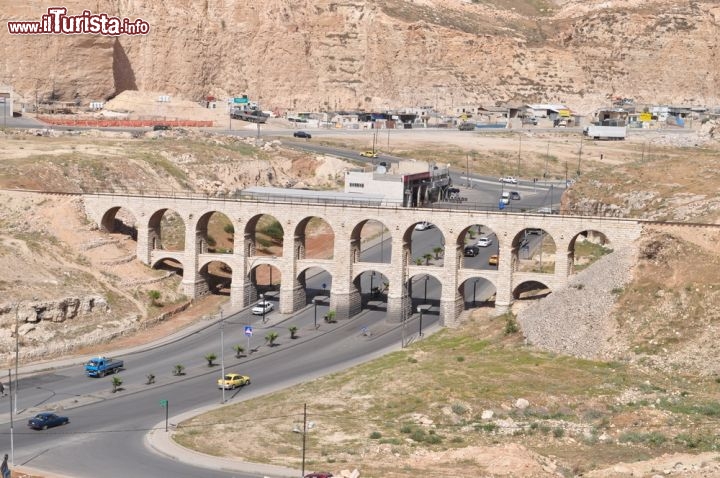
[345,161,451,207]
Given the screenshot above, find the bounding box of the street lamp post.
[260,293,266,324]
[219,310,225,404]
[313,297,319,329]
[417,305,424,337]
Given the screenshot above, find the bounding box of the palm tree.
[148,290,161,307]
[173,364,185,376]
[233,344,245,358]
[112,376,123,393]
[432,246,443,259]
[325,310,337,323]
[415,258,423,266]
[289,326,299,339]
[265,331,279,346]
[423,253,433,265]
[205,353,217,367]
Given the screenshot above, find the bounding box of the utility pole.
[517,133,522,177]
[14,304,19,414]
[8,369,14,466]
[219,310,225,404]
[466,154,470,187]
[577,135,583,176]
[301,403,307,477]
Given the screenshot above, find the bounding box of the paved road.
[0,234,448,478]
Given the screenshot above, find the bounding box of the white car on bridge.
[499,176,518,184]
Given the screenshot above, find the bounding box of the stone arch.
[458,223,499,270]
[148,208,185,251]
[195,210,235,254]
[296,265,333,306]
[407,272,442,310]
[513,227,556,274]
[351,269,390,311]
[350,219,392,263]
[99,206,138,240]
[247,262,282,307]
[568,229,612,275]
[404,221,445,267]
[150,255,184,275]
[245,214,283,258]
[512,280,552,301]
[294,216,335,260]
[197,260,233,296]
[458,277,497,309]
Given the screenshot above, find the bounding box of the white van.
[501,192,510,204]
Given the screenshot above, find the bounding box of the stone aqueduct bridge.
[82,192,644,327]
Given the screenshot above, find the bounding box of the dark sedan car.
[293,131,312,139]
[28,412,69,430]
[464,245,480,257]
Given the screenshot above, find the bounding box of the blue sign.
[322,283,327,289]
[244,326,253,337]
[498,200,506,210]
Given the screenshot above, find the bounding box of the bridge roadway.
[83,191,644,326]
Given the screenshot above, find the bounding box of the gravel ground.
[517,245,638,359]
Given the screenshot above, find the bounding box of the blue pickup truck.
[85,357,124,377]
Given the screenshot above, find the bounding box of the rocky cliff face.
[1,0,719,114]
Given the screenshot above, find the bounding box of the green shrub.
[451,403,467,415]
[553,427,565,438]
[505,316,519,334]
[369,431,382,439]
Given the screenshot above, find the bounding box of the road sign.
[244,326,253,337]
[159,399,168,408]
[322,283,327,289]
[233,96,249,104]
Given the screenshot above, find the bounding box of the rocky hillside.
[1,0,719,113]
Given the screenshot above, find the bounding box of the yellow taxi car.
[360,150,378,158]
[217,373,251,390]
[488,254,499,266]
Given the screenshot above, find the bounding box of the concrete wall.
[83,193,644,326]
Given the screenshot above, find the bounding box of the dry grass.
[173,310,720,476]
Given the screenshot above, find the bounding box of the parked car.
[28,412,69,430]
[293,131,312,139]
[463,245,480,257]
[500,192,510,204]
[509,191,521,200]
[304,473,334,478]
[488,254,499,266]
[217,373,251,390]
[526,228,543,235]
[499,176,518,184]
[251,300,274,315]
[458,122,475,131]
[476,237,492,247]
[152,124,171,131]
[360,150,378,158]
[414,221,434,231]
